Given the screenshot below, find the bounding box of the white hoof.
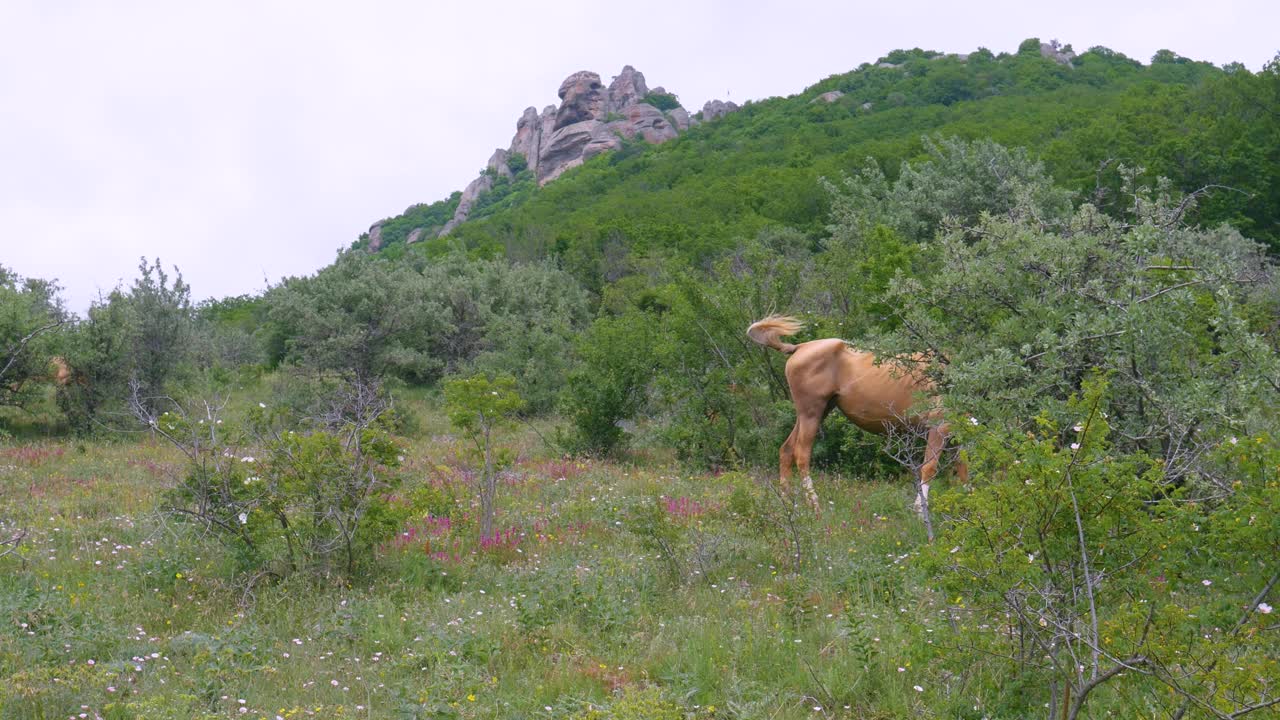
[802,475,821,514]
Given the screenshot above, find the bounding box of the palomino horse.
[747,315,966,513]
[4,356,75,394]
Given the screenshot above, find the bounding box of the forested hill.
[359,38,1279,288]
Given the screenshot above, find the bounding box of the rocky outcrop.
[606,65,649,113]
[606,103,677,143]
[439,173,494,236]
[668,107,692,132]
[538,120,620,184]
[487,148,513,179]
[405,228,424,244]
[367,222,385,251]
[433,65,742,237]
[554,71,609,128]
[813,90,844,103]
[701,99,739,121]
[1039,42,1077,66]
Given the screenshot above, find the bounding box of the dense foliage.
[403,44,1280,287]
[262,253,588,412]
[0,265,66,415]
[56,259,195,431]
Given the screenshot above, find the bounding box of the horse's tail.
[747,315,804,355]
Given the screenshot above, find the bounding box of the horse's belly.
[835,392,918,435]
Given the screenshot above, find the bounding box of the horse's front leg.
[916,422,949,517]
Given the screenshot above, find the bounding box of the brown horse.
[4,356,76,394]
[747,315,966,513]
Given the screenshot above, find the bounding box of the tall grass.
[2,395,1028,719]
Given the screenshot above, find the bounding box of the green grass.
[1,396,1004,719]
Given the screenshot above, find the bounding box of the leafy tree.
[57,291,135,432]
[869,172,1280,717]
[264,254,587,411]
[191,294,267,374]
[426,257,590,412]
[444,373,524,539]
[127,258,192,406]
[562,310,658,453]
[0,265,67,413]
[880,172,1278,465]
[265,253,448,383]
[56,258,194,429]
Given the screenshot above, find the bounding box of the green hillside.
[365,39,1278,283]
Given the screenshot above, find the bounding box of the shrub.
[131,379,409,579]
[639,92,681,111]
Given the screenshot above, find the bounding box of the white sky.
[2,0,1275,312]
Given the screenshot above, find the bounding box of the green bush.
[639,92,681,111]
[140,382,411,579]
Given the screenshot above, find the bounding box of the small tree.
[128,258,192,406]
[0,265,67,412]
[443,373,524,540]
[57,259,193,430]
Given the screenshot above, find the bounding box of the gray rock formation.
[405,228,424,244]
[668,107,692,132]
[606,103,677,143]
[439,173,493,236]
[487,148,513,179]
[367,222,384,251]
[701,99,739,121]
[1039,42,1077,66]
[813,90,844,103]
[606,65,649,113]
[436,65,715,237]
[554,71,608,128]
[538,120,620,185]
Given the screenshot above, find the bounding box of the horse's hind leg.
[792,413,822,514]
[778,425,798,495]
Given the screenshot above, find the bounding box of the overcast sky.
[2,1,1275,312]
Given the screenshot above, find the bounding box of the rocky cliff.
[419,66,738,240]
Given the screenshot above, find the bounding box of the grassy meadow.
[0,390,1001,720]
